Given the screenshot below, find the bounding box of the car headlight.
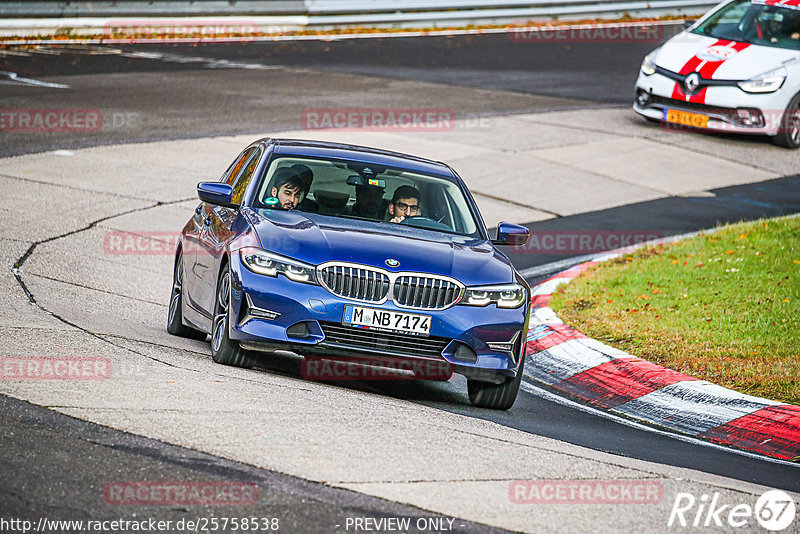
[240,247,317,284]
[738,67,787,93]
[640,54,657,76]
[460,283,527,309]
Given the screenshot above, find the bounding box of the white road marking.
[0,49,31,57]
[2,45,280,71]
[117,50,282,70]
[0,70,69,88]
[28,46,64,55]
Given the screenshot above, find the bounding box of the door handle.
[204,217,212,226]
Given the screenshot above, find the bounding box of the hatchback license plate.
[663,108,709,128]
[343,305,431,336]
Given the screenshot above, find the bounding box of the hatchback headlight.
[640,54,657,76]
[738,67,787,93]
[240,248,317,284]
[460,283,527,309]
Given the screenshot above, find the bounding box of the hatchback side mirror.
[197,182,237,208]
[492,222,529,246]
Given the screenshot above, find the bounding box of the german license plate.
[342,305,431,336]
[663,108,709,128]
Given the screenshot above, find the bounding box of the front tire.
[166,251,207,341]
[210,264,254,369]
[772,92,800,149]
[467,357,525,410]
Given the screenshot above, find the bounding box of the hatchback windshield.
[252,156,482,237]
[693,0,800,50]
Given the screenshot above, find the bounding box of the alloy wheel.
[211,271,230,353]
[168,259,183,326]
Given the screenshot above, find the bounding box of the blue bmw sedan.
[168,138,531,409]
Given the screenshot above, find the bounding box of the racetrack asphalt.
[0,394,503,533]
[2,32,800,532]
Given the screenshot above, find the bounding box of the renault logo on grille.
[684,72,701,93]
[385,258,400,267]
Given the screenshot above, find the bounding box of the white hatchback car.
[633,0,800,148]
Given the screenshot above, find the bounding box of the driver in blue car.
[265,169,305,210]
[388,185,421,223]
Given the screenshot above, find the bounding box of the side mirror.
[492,222,529,246]
[197,182,237,208]
[682,19,696,29]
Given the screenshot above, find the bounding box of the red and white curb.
[525,260,800,462]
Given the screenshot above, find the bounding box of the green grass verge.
[550,216,800,405]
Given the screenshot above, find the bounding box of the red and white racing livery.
[633,0,800,148]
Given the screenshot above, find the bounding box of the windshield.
[252,155,483,238]
[693,0,800,50]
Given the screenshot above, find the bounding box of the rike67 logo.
[668,490,796,531]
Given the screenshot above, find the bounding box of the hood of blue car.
[242,208,516,286]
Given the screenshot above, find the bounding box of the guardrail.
[0,2,304,17]
[0,0,717,37]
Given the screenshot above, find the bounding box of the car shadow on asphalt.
[251,351,468,404]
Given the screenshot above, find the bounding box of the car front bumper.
[227,253,529,382]
[633,71,790,136]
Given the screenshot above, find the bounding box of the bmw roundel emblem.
[385,258,400,267]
